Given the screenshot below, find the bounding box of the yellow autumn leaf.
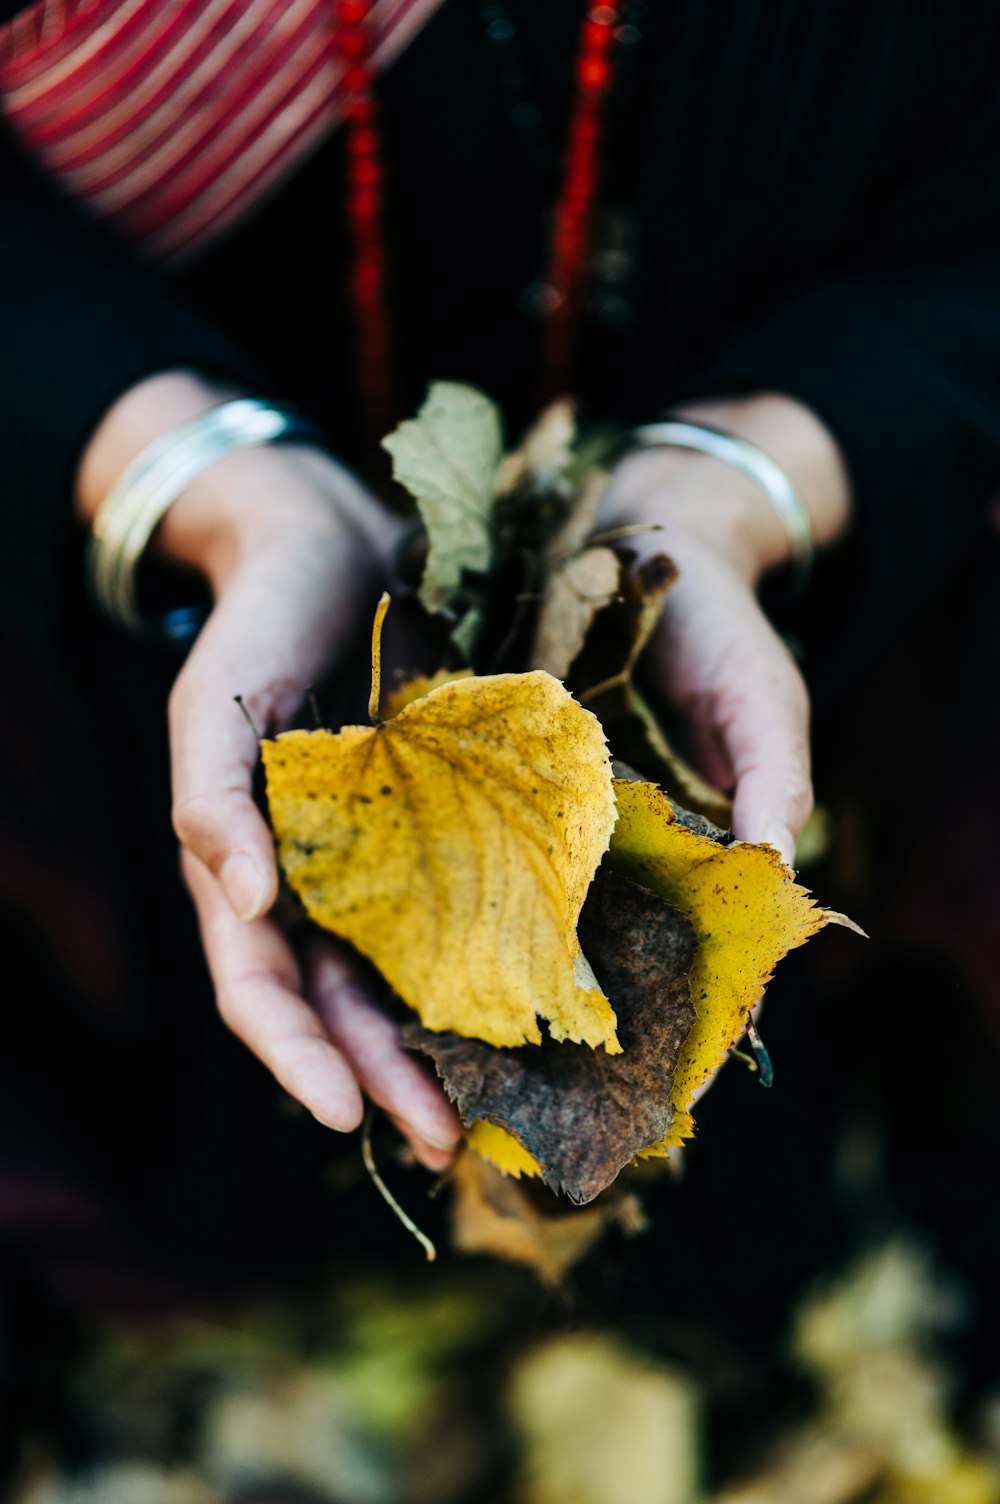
[383,668,472,719]
[449,1152,619,1287]
[466,1120,543,1180]
[607,780,838,1143]
[262,670,620,1050]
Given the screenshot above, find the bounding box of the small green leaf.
[382,382,502,614]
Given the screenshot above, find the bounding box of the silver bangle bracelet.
[628,419,815,596]
[87,398,321,644]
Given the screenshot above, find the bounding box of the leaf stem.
[579,670,628,703]
[745,1017,774,1089]
[369,591,391,725]
[361,1107,437,1262]
[727,1045,759,1073]
[234,695,262,740]
[587,522,665,546]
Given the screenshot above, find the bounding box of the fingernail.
[219,851,268,920]
[419,1128,462,1154]
[310,1107,360,1134]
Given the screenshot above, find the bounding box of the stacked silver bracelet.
[628,419,815,596]
[87,397,320,644]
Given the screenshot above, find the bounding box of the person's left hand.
[599,393,852,865]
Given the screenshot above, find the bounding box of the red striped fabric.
[0,0,444,263]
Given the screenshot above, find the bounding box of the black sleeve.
[0,124,263,654]
[682,68,1000,691]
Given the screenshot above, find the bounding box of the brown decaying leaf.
[448,1151,644,1287]
[404,869,697,1204]
[496,399,576,499]
[542,468,612,565]
[607,779,841,1144]
[573,550,677,694]
[572,551,733,827]
[530,545,621,681]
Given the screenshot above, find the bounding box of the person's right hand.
[77,372,462,1169]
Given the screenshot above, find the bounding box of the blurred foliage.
[9,1235,1000,1504]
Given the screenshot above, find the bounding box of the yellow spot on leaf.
[262,671,620,1050]
[466,1120,543,1179]
[608,780,830,1142]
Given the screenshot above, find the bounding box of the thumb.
[723,652,813,868]
[169,652,279,924]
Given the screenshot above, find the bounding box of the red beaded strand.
[336,0,393,443]
[336,1,624,437]
[538,1,624,397]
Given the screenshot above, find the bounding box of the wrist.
[75,369,241,525]
[164,443,399,591]
[607,445,788,586]
[667,393,852,553]
[78,371,398,601]
[605,392,852,589]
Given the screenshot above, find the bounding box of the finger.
[169,561,333,920]
[170,625,280,921]
[183,850,364,1131]
[306,943,462,1172]
[719,638,813,865]
[170,540,372,921]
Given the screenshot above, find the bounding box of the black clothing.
[2,0,1000,671]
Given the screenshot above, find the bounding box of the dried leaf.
[203,1371,395,1499]
[531,546,621,681]
[262,671,619,1049]
[496,398,576,498]
[382,381,502,614]
[448,1151,634,1286]
[574,550,677,695]
[404,870,696,1202]
[607,779,838,1142]
[13,1464,218,1504]
[543,469,612,565]
[714,1428,886,1504]
[509,1333,701,1504]
[574,553,733,827]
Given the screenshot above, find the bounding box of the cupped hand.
[641,536,813,866]
[78,377,847,1160]
[165,447,461,1167]
[602,394,851,864]
[78,374,461,1168]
